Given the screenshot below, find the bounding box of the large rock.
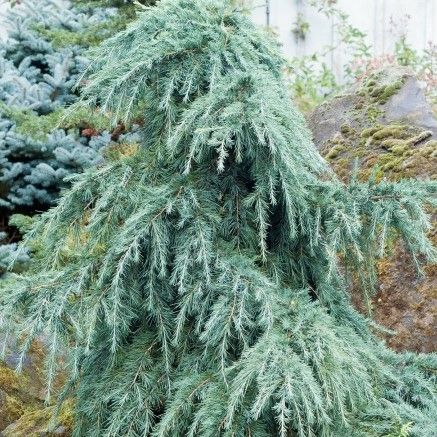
[0,404,73,437]
[310,66,437,147]
[0,356,43,431]
[383,70,437,133]
[0,339,72,435]
[0,390,23,431]
[308,66,437,353]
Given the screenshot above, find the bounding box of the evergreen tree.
[0,0,116,211]
[0,0,141,274]
[39,0,155,48]
[1,0,436,435]
[0,232,29,275]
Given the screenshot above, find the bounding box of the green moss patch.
[362,71,407,105]
[322,121,436,182]
[0,390,24,430]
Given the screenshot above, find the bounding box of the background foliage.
[0,0,143,275]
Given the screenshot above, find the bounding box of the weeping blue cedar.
[1,0,436,436]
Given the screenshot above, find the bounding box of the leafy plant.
[285,54,340,113]
[291,12,310,41]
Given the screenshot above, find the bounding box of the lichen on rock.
[0,409,53,437]
[323,121,436,182]
[0,340,73,435]
[0,390,24,431]
[0,401,73,437]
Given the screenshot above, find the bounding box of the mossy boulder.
[0,340,72,435]
[308,66,437,353]
[310,66,437,149]
[0,359,42,431]
[0,390,23,431]
[0,339,47,402]
[0,402,73,437]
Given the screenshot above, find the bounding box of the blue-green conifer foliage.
[1,1,437,435]
[0,0,116,211]
[0,0,141,273]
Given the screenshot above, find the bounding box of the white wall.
[0,1,9,41]
[0,0,435,71]
[251,0,437,80]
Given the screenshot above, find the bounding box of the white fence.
[251,0,437,79]
[0,2,8,40]
[1,0,436,77]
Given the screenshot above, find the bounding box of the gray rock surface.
[382,72,437,133]
[309,66,437,151]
